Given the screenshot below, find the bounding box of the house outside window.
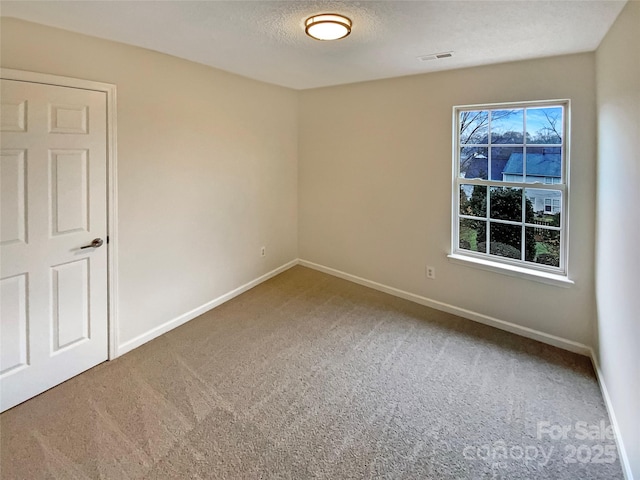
[451,100,569,280]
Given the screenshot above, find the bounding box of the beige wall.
[0,18,602,354]
[1,11,636,476]
[595,1,640,478]
[299,53,598,346]
[0,18,299,349]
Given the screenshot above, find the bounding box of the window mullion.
[521,186,526,261]
[523,109,527,183]
[487,218,524,226]
[486,185,491,254]
[487,112,492,181]
[461,179,565,190]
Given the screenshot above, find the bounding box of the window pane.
[526,227,560,267]
[460,147,488,179]
[460,110,489,145]
[460,219,486,253]
[489,223,521,260]
[526,107,563,144]
[490,109,524,144]
[460,185,487,217]
[490,187,522,221]
[492,146,523,181]
[525,188,561,228]
[524,147,561,183]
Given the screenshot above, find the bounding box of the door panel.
[0,150,27,245]
[49,104,88,134]
[0,274,28,375]
[50,149,89,235]
[0,79,108,412]
[52,259,89,352]
[0,100,26,132]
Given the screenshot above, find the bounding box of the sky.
[491,107,563,142]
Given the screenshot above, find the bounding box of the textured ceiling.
[1,0,627,90]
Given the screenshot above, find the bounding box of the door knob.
[80,238,104,249]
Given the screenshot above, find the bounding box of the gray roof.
[502,153,561,177]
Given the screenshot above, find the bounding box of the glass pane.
[524,147,562,183]
[459,110,489,145]
[526,107,563,144]
[460,147,488,179]
[490,187,522,221]
[460,185,487,217]
[489,223,522,260]
[491,146,523,181]
[526,227,560,267]
[460,219,486,253]
[490,109,524,144]
[525,188,562,226]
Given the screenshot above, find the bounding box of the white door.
[0,79,109,412]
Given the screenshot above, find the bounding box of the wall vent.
[418,51,454,61]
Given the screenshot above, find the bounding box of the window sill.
[447,253,574,288]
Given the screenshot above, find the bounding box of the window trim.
[447,253,574,287]
[451,99,571,282]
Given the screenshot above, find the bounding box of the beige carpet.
[0,266,623,479]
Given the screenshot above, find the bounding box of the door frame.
[1,68,119,360]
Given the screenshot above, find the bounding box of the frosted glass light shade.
[305,14,352,41]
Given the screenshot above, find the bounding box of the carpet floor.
[0,266,623,479]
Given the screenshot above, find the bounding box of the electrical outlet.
[426,265,436,279]
[261,246,266,257]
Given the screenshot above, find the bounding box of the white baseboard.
[116,259,298,356]
[589,350,634,480]
[298,259,591,356]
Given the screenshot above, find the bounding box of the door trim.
[1,68,120,360]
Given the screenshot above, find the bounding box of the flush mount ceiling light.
[305,13,352,41]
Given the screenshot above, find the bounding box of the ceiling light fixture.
[305,13,352,41]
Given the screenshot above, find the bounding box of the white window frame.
[448,100,572,287]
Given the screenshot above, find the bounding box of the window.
[545,198,552,212]
[544,198,561,214]
[452,100,569,278]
